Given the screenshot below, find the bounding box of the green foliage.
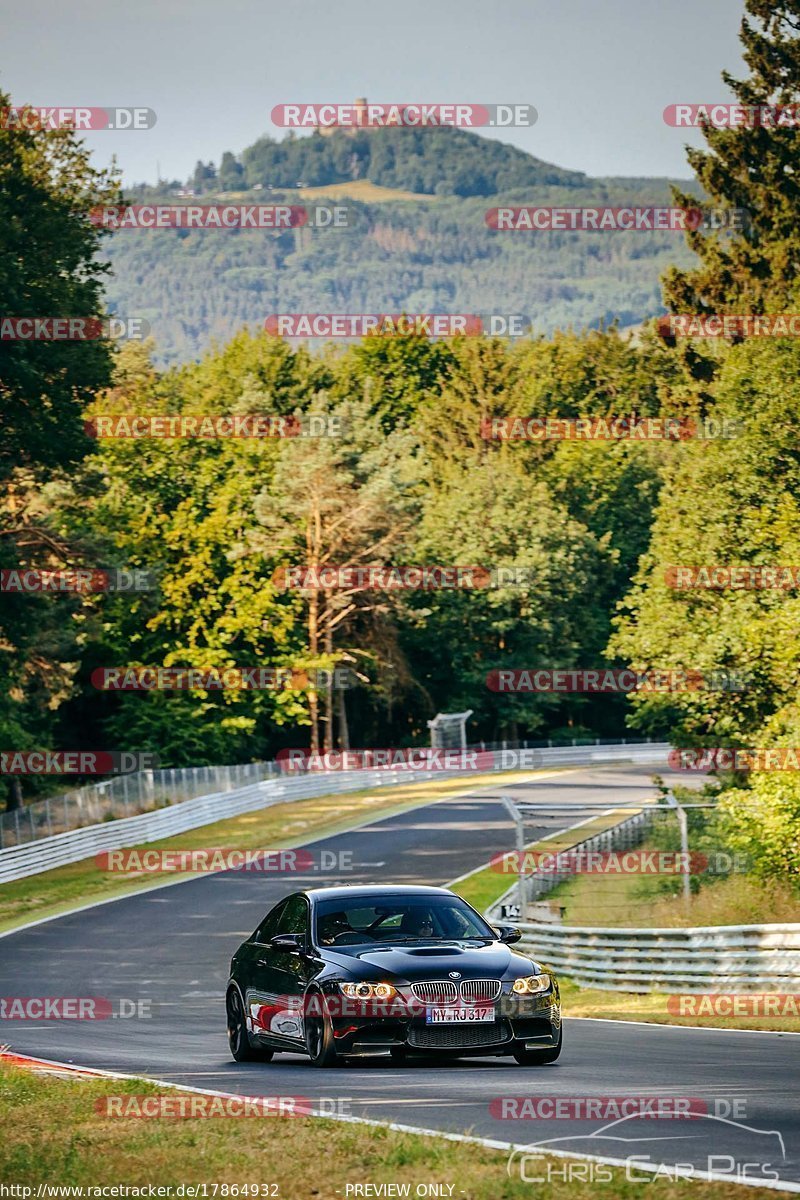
[0,90,118,481]
[106,177,698,366]
[0,89,119,806]
[663,1,800,314]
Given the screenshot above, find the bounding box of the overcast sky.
[0,0,747,185]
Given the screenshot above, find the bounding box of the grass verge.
[560,978,800,1033]
[542,843,800,929]
[0,1064,782,1200]
[0,769,550,936]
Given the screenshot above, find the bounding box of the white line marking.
[568,1015,800,1037]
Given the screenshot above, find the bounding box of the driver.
[318,910,352,945]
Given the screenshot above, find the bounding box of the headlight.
[512,973,550,995]
[339,982,398,1000]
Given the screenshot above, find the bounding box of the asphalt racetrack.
[2,763,798,1190]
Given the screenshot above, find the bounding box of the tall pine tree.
[662,2,800,315]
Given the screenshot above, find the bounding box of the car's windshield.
[314,894,494,946]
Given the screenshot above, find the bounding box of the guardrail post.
[500,796,526,920]
[666,791,691,910]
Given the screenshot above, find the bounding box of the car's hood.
[324,940,542,980]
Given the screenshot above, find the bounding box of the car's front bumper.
[323,987,561,1057]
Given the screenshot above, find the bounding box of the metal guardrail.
[0,761,278,849]
[0,742,670,884]
[502,921,800,994]
[485,807,800,994]
[0,735,660,849]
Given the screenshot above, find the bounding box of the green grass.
[560,978,800,1032]
[0,1063,782,1200]
[0,768,548,935]
[297,179,436,202]
[543,847,800,929]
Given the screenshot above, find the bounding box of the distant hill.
[195,125,589,198]
[109,128,699,363]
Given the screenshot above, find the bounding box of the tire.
[304,991,341,1067]
[512,1026,562,1066]
[227,987,274,1063]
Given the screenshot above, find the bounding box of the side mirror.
[495,924,522,945]
[270,933,304,952]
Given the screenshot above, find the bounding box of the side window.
[255,899,287,944]
[276,894,309,940]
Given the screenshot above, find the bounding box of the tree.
[191,160,217,194]
[0,91,119,809]
[253,394,417,753]
[58,335,326,766]
[609,338,800,744]
[663,1,800,315]
[219,151,244,192]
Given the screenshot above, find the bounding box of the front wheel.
[512,1027,562,1066]
[227,988,274,1063]
[304,992,341,1067]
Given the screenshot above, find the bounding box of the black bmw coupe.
[226,884,561,1067]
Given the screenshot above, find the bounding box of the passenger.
[400,909,435,937]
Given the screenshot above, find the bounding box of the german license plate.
[426,1006,494,1024]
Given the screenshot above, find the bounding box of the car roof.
[304,884,454,902]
